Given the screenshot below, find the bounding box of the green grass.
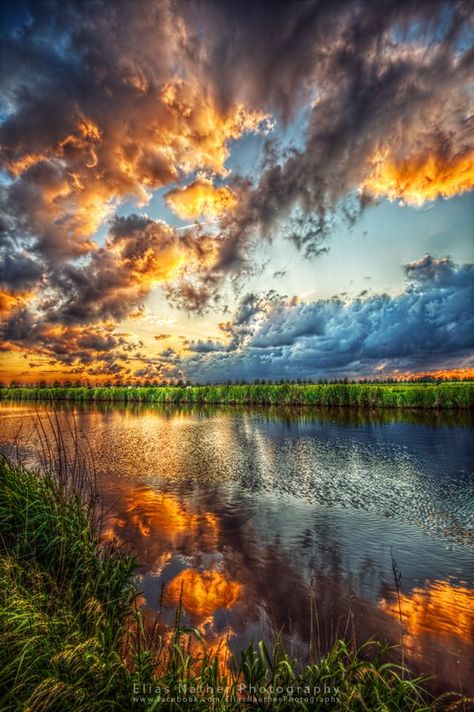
[0,455,467,710]
[2,382,474,409]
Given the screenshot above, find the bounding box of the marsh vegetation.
[2,381,473,409]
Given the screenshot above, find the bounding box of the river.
[0,401,473,696]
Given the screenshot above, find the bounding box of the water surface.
[1,401,473,695]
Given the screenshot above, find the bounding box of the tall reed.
[2,382,473,409]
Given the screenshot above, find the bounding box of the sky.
[0,0,473,384]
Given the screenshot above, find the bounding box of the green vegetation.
[0,454,461,711]
[0,455,139,711]
[2,381,474,409]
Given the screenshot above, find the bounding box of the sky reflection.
[0,402,472,694]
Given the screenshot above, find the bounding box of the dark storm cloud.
[222,290,292,336]
[3,0,471,265]
[76,333,119,352]
[188,0,471,119]
[185,339,228,354]
[0,307,38,344]
[0,0,265,262]
[179,257,474,382]
[162,272,223,314]
[0,247,43,289]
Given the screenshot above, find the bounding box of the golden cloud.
[5,79,267,261]
[379,580,474,654]
[362,149,474,206]
[101,483,220,567]
[165,178,237,220]
[164,568,241,620]
[118,242,185,287]
[6,153,46,177]
[159,83,269,177]
[0,290,32,317]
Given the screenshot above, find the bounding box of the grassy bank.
[0,455,455,711]
[2,381,474,409]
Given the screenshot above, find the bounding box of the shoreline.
[1,382,473,410]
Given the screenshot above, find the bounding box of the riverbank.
[2,381,474,409]
[0,454,454,711]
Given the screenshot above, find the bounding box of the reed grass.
[0,446,467,710]
[2,381,473,409]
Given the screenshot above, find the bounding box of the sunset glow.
[363,150,474,206]
[0,0,472,384]
[164,569,242,620]
[380,580,474,653]
[1,5,473,709]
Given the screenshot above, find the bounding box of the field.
[2,382,473,409]
[0,452,462,711]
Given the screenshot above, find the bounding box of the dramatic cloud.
[160,0,474,289]
[0,248,43,290]
[0,0,472,380]
[165,178,237,220]
[205,1,473,265]
[0,314,144,377]
[362,150,474,207]
[0,290,32,318]
[0,211,216,377]
[3,213,217,330]
[0,0,267,264]
[178,256,474,382]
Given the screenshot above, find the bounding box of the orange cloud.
[5,76,267,261]
[102,484,220,567]
[0,318,151,384]
[159,83,269,177]
[363,149,474,206]
[379,580,474,654]
[392,368,474,381]
[118,241,185,287]
[166,178,237,220]
[6,153,46,176]
[164,568,241,620]
[0,290,32,317]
